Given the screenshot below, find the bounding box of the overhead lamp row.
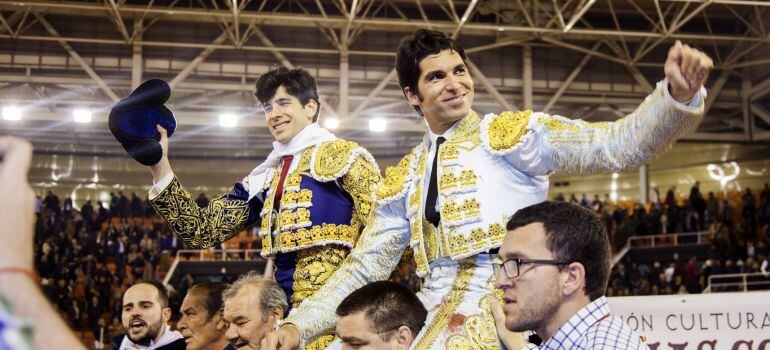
[219,114,388,132]
[2,106,390,132]
[3,106,93,123]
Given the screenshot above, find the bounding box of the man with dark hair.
[146,67,381,348]
[334,281,427,349]
[495,201,645,348]
[272,28,711,349]
[178,282,232,350]
[114,281,185,350]
[255,67,322,124]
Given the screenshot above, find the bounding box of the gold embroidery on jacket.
[439,144,459,161]
[312,139,358,179]
[451,111,482,145]
[448,223,506,258]
[375,152,414,201]
[279,207,312,230]
[280,189,313,209]
[264,150,313,253]
[488,110,532,150]
[276,223,359,250]
[441,198,481,226]
[304,335,335,350]
[538,115,581,132]
[260,170,281,253]
[150,177,249,249]
[341,155,380,229]
[439,169,478,195]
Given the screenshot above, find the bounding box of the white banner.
[608,291,770,350]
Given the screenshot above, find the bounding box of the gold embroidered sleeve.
[543,79,705,174]
[341,155,381,227]
[149,176,260,249]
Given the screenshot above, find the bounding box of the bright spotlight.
[324,118,340,130]
[2,106,21,121]
[219,113,238,128]
[73,109,92,123]
[369,118,387,132]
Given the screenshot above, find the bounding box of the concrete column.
[339,49,349,118]
[742,71,752,141]
[131,21,142,89]
[639,164,649,204]
[522,46,533,110]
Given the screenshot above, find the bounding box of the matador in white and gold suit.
[275,30,710,350]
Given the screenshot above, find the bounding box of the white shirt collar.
[426,119,461,148]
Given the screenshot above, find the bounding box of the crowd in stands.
[554,182,770,297]
[30,183,770,343]
[32,190,203,344]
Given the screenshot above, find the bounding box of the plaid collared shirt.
[523,296,648,350]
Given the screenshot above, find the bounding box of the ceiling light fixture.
[2,106,22,121]
[73,109,92,123]
[369,118,387,132]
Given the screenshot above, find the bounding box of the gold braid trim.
[413,259,476,350]
[293,246,349,350]
[486,110,532,151]
[341,154,381,230]
[450,111,482,144]
[304,334,335,350]
[375,150,414,202]
[150,176,249,249]
[538,115,582,132]
[275,223,359,251]
[260,169,281,254]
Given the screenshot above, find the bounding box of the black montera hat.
[109,79,176,166]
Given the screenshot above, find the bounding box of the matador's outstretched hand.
[665,40,713,103]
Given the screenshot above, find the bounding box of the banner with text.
[608,291,770,350]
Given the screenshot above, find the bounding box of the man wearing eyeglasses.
[494,201,647,349]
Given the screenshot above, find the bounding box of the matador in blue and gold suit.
[147,121,380,349]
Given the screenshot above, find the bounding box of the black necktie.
[425,136,446,227]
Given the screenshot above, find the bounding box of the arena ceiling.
[1,0,770,162]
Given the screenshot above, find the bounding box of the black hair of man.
[255,67,321,122]
[188,282,230,321]
[336,281,427,340]
[506,201,611,301]
[128,280,170,309]
[395,29,467,114]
